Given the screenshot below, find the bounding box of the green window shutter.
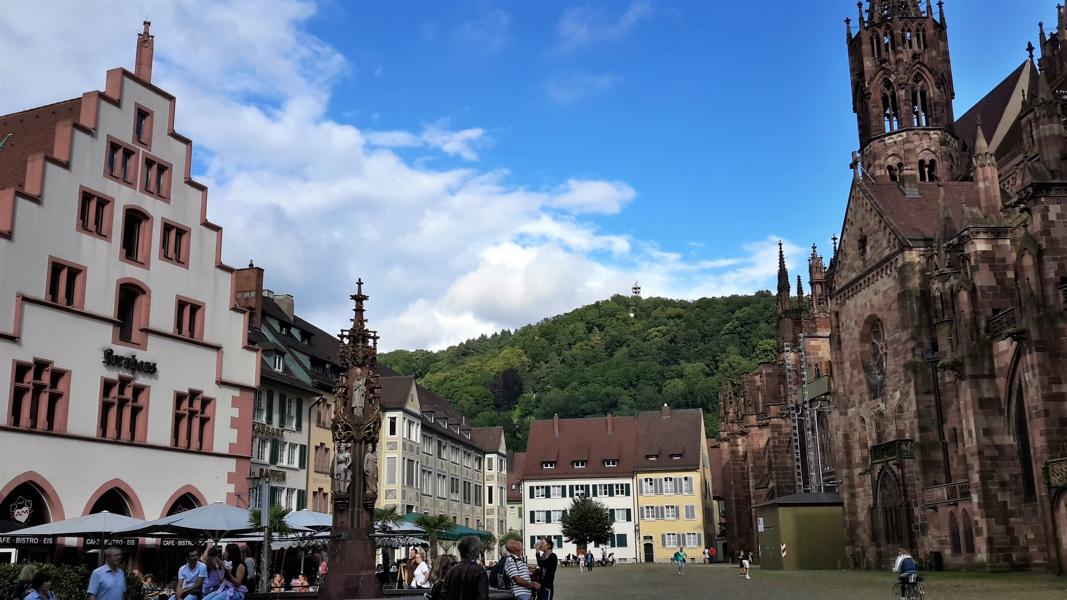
[618,534,627,547]
[278,393,287,426]
[299,444,307,469]
[592,485,598,497]
[270,439,279,464]
[529,486,534,499]
[296,397,304,431]
[529,511,535,524]
[608,486,615,497]
[625,483,631,496]
[562,509,568,519]
[297,489,306,510]
[626,509,632,522]
[265,390,274,423]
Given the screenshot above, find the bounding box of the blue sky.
[0,1,1051,349]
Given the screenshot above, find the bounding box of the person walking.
[741,550,752,580]
[88,547,128,600]
[673,547,687,576]
[576,550,585,573]
[442,536,488,600]
[502,540,539,600]
[708,546,716,564]
[535,538,557,600]
[24,574,56,600]
[584,550,593,572]
[702,548,709,564]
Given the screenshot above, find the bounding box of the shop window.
[160,220,190,266]
[174,297,204,340]
[114,281,149,346]
[133,105,153,148]
[77,188,113,239]
[120,208,151,266]
[105,138,138,187]
[46,258,85,308]
[141,154,171,200]
[99,375,148,442]
[9,358,69,432]
[172,389,214,451]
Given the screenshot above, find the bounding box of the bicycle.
[891,579,925,600]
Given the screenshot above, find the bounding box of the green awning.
[400,513,492,541]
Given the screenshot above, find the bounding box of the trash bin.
[927,550,943,572]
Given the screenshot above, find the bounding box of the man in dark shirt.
[444,536,489,600]
[535,538,558,600]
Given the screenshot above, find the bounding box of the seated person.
[892,548,921,585]
[170,549,207,600]
[269,574,285,593]
[142,574,164,600]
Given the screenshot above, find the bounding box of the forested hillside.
[379,292,778,450]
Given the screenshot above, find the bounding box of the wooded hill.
[379,292,778,451]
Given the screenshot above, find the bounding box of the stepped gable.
[634,407,703,471]
[523,414,636,480]
[0,99,82,191]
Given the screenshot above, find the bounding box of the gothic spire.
[777,241,791,313]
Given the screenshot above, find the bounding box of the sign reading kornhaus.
[102,349,158,375]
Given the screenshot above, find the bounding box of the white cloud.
[451,9,512,54]
[544,72,620,105]
[556,1,652,54]
[0,0,794,351]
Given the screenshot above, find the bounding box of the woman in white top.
[412,550,431,589]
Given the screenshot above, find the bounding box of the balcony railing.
[922,481,971,507]
[986,307,1019,340]
[870,439,914,463]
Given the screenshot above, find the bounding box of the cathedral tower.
[846,0,960,183]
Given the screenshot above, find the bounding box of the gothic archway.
[873,467,908,549]
[862,317,887,401]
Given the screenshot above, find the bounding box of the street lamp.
[247,470,272,594]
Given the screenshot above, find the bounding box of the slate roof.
[507,451,526,503]
[0,98,82,191]
[634,408,704,471]
[522,415,637,480]
[379,376,416,410]
[954,61,1035,160]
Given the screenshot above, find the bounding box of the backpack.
[488,556,514,590]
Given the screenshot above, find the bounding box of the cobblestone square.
[551,563,1066,600]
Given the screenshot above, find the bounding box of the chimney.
[606,413,614,435]
[661,403,670,419]
[135,21,154,83]
[553,414,560,438]
[274,293,295,320]
[233,262,264,328]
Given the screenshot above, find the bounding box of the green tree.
[559,496,613,548]
[248,505,293,535]
[414,513,454,562]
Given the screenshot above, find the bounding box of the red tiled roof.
[379,376,416,409]
[860,181,977,242]
[469,426,504,454]
[634,408,704,471]
[522,415,637,480]
[0,98,82,191]
[507,451,526,502]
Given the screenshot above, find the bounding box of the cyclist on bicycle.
[891,547,920,598]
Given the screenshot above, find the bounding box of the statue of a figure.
[363,448,378,498]
[334,441,352,494]
[351,377,367,414]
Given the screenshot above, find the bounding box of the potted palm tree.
[413,513,454,563]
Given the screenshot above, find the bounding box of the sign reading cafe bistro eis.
[102,348,158,375]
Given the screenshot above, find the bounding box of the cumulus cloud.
[0,0,794,351]
[544,72,620,105]
[556,1,653,54]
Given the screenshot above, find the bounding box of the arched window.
[882,81,900,132]
[863,318,887,400]
[166,493,201,516]
[887,164,898,181]
[120,207,151,266]
[927,159,937,181]
[1,481,54,528]
[917,26,927,49]
[961,509,976,553]
[1014,378,1037,503]
[882,28,895,55]
[875,469,907,546]
[902,27,914,50]
[911,76,930,126]
[89,488,132,516]
[115,281,149,346]
[948,511,961,554]
[934,289,944,320]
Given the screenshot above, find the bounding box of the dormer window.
[646,454,658,461]
[670,454,683,460]
[440,418,448,429]
[542,461,556,469]
[573,460,587,469]
[603,459,618,468]
[279,324,292,337]
[272,354,283,372]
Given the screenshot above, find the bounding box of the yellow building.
[634,406,715,563]
[307,393,335,513]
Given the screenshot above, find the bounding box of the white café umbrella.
[284,510,332,532]
[14,510,144,537]
[112,502,262,540]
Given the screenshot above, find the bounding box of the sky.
[0,0,1049,350]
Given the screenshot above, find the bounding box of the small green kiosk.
[754,492,845,570]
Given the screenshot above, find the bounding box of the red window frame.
[174,295,206,340]
[76,186,115,241]
[119,206,153,269]
[172,389,215,452]
[133,103,154,150]
[45,256,87,309]
[8,358,70,433]
[98,375,150,443]
[103,135,140,189]
[159,219,191,267]
[140,151,172,201]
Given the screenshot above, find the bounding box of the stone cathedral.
[716,0,1067,571]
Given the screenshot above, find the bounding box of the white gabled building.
[0,23,258,563]
[521,415,639,562]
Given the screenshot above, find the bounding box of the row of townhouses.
[0,23,506,568]
[511,408,716,563]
